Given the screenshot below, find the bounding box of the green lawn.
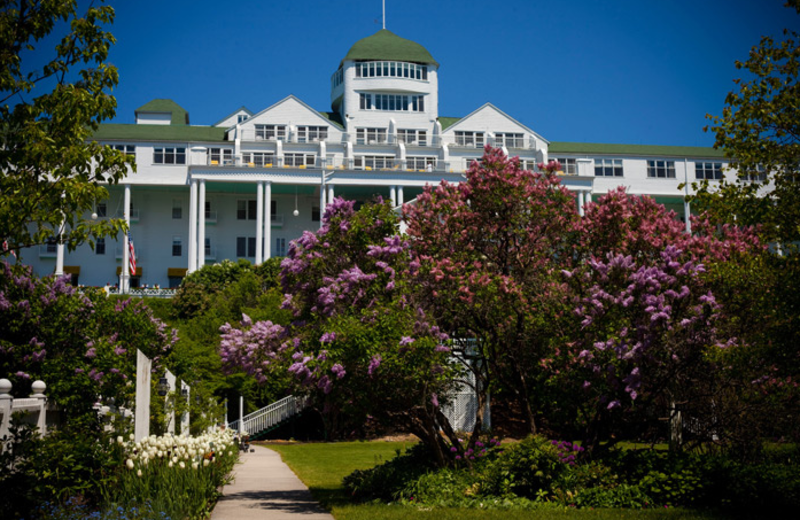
[265,441,735,520]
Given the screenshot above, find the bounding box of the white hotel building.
[27,29,733,289]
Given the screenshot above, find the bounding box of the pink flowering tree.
[219,199,461,466]
[404,147,581,436]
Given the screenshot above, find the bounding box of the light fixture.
[157,377,169,396]
[91,200,98,221]
[293,186,299,217]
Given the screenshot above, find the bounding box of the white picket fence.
[228,395,307,437]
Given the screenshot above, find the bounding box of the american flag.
[128,231,137,275]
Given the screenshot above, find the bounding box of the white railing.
[228,395,307,436]
[1,379,48,444]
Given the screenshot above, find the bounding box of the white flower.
[168,461,173,468]
[192,462,199,470]
[203,459,210,467]
[137,469,142,477]
[179,461,185,469]
[126,459,134,470]
[117,436,124,444]
[129,433,135,441]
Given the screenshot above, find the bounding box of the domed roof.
[342,29,438,66]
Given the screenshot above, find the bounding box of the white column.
[180,381,190,436]
[198,180,206,271]
[327,184,334,207]
[121,184,131,292]
[255,181,264,265]
[55,218,65,277]
[397,185,404,206]
[188,180,198,273]
[684,200,692,234]
[134,349,152,442]
[578,190,585,217]
[0,379,12,441]
[390,186,397,207]
[165,370,176,435]
[264,182,272,260]
[239,394,244,434]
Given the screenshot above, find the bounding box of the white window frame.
[595,158,624,177]
[647,160,676,179]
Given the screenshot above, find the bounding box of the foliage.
[694,1,800,244]
[0,0,132,257]
[221,199,460,463]
[343,443,438,502]
[0,261,177,515]
[404,149,580,437]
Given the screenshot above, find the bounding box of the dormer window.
[255,124,286,141]
[297,126,328,143]
[356,128,388,145]
[455,131,484,148]
[358,93,424,112]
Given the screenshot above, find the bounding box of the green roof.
[318,111,345,129]
[135,99,189,125]
[438,117,461,131]
[92,124,227,142]
[549,141,726,159]
[343,29,438,66]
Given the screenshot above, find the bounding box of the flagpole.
[382,0,386,29]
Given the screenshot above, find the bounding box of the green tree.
[694,0,800,244]
[0,0,131,259]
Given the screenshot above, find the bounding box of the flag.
[128,231,137,275]
[2,240,16,259]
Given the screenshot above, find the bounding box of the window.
[254,124,286,140]
[96,238,105,255]
[236,237,257,257]
[172,236,182,257]
[284,153,316,167]
[695,162,723,180]
[111,144,136,160]
[237,114,248,123]
[205,200,213,220]
[595,158,624,177]
[354,155,395,170]
[356,128,388,144]
[208,148,233,165]
[45,238,57,254]
[237,200,257,220]
[398,129,427,146]
[96,203,107,218]
[204,237,212,258]
[407,156,437,170]
[312,206,320,222]
[647,160,676,178]
[276,238,287,257]
[519,159,538,171]
[242,152,275,167]
[552,157,577,175]
[153,147,186,164]
[297,126,328,143]
[172,199,182,219]
[746,164,768,182]
[355,61,427,80]
[271,200,277,217]
[495,133,524,148]
[331,67,344,88]
[360,94,424,112]
[455,131,485,147]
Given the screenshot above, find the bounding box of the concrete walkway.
[211,445,335,520]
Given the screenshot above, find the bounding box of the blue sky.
[103,0,796,147]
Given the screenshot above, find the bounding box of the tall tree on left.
[0,0,131,259]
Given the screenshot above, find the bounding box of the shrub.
[477,436,566,499]
[343,443,436,501]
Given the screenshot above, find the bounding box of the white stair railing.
[228,395,307,436]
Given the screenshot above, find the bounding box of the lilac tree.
[219,199,461,465]
[404,148,580,436]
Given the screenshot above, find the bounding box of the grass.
[266,441,736,520]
